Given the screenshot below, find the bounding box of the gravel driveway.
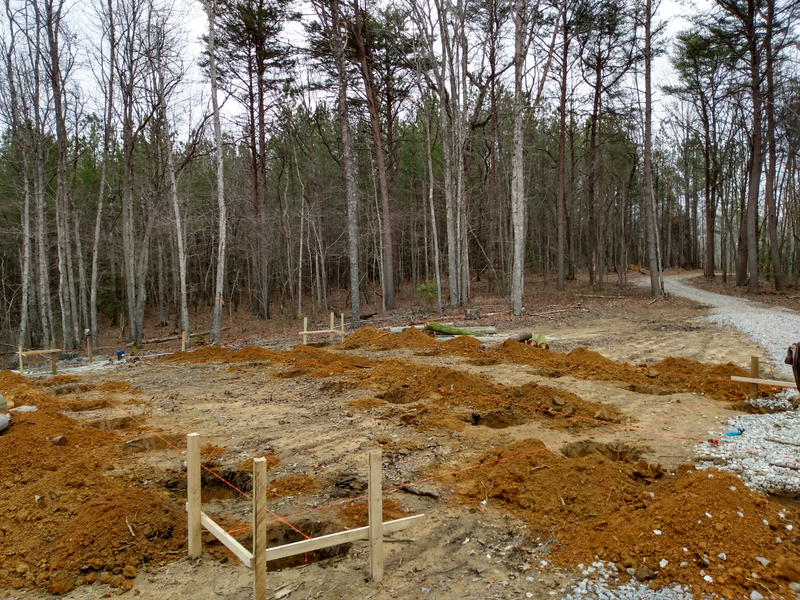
[647,273,800,379]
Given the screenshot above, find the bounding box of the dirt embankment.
[0,371,186,595]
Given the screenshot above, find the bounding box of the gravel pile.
[655,274,800,380]
[559,560,703,600]
[695,410,800,495]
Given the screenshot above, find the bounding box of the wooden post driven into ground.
[368,450,383,583]
[87,332,93,363]
[18,345,22,373]
[253,457,267,600]
[330,313,335,343]
[187,433,202,559]
[341,313,345,342]
[750,356,759,394]
[303,317,308,345]
[182,331,186,352]
[50,341,57,375]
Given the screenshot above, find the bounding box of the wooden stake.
[50,340,57,375]
[182,331,186,352]
[750,356,759,394]
[18,344,22,374]
[303,316,308,345]
[253,457,267,600]
[87,333,93,364]
[330,312,335,343]
[340,313,345,342]
[368,450,383,583]
[187,433,202,559]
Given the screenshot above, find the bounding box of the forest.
[0,0,798,351]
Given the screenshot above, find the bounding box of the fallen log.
[424,323,496,336]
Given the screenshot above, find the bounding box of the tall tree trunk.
[90,0,115,350]
[745,0,761,293]
[424,109,443,317]
[556,7,569,292]
[510,0,526,315]
[205,0,227,342]
[327,0,360,328]
[643,0,662,296]
[352,0,395,310]
[763,0,783,290]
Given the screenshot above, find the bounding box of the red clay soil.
[447,438,800,599]
[336,498,409,528]
[0,370,187,595]
[267,475,319,499]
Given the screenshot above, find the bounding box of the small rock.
[653,529,662,536]
[626,568,635,576]
[48,571,75,595]
[679,562,688,568]
[788,582,800,592]
[717,553,726,561]
[704,575,713,583]
[377,435,390,444]
[275,588,292,599]
[123,565,136,579]
[659,559,668,568]
[750,592,764,600]
[421,588,431,594]
[634,566,656,581]
[756,556,770,567]
[346,411,354,418]
[49,435,67,446]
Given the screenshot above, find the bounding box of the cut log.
[508,332,533,343]
[424,323,496,336]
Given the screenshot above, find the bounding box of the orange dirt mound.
[160,346,237,363]
[650,357,751,400]
[338,327,390,349]
[449,438,662,533]
[0,371,187,594]
[346,397,387,409]
[491,341,752,399]
[97,380,134,393]
[356,360,623,431]
[441,335,483,350]
[557,468,800,597]
[267,474,318,499]
[447,438,800,598]
[339,326,436,351]
[337,498,409,528]
[277,345,373,377]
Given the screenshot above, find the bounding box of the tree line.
[0,0,797,351]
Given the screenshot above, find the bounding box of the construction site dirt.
[1,289,799,600]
